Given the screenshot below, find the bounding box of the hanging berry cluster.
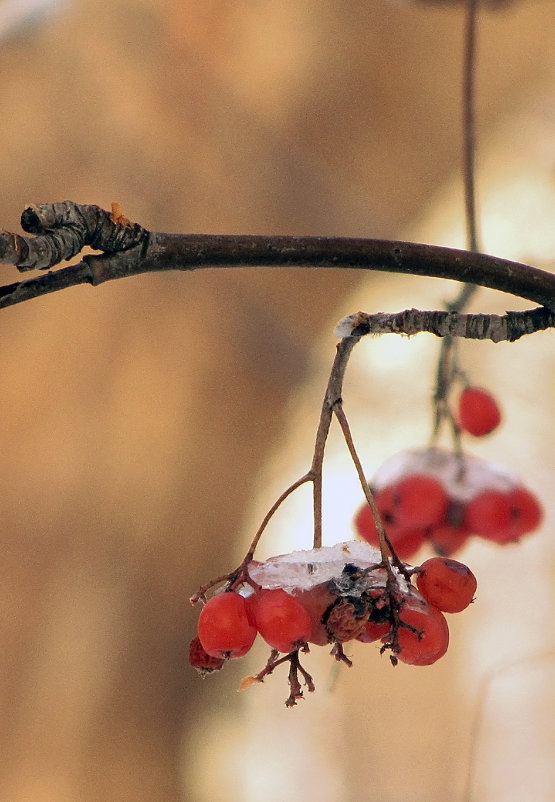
[354,446,543,560]
[187,1,549,710]
[353,382,542,560]
[189,310,544,706]
[190,542,476,706]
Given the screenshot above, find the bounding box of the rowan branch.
[0,202,554,318]
[334,307,555,343]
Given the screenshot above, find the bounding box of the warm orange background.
[0,2,553,800]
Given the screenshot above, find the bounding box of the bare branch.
[334,307,555,343]
[0,202,553,314]
[0,202,147,271]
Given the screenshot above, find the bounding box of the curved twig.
[0,202,553,314]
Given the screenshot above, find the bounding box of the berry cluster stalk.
[432,0,482,448]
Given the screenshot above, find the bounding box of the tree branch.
[0,202,554,317]
[334,307,555,343]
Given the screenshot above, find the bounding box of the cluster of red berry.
[354,386,543,560]
[190,542,477,705]
[188,384,543,705]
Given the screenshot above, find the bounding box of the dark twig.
[0,202,554,312]
[311,335,361,548]
[463,0,480,254]
[243,648,316,707]
[243,474,313,560]
[432,0,481,443]
[333,401,398,576]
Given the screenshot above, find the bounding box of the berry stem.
[432,0,481,445]
[463,0,480,255]
[311,333,361,547]
[332,402,409,584]
[243,473,313,561]
[329,641,353,667]
[235,332,362,558]
[189,571,237,605]
[192,332,369,578]
[247,648,315,707]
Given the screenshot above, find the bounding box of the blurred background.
[0,1,553,800]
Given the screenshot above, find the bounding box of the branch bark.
[0,202,554,320]
[334,307,555,343]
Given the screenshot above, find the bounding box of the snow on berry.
[369,448,519,503]
[247,540,385,592]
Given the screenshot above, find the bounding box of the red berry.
[244,591,259,621]
[353,502,380,548]
[254,588,312,653]
[464,489,512,539]
[354,504,426,561]
[393,474,449,529]
[428,523,470,556]
[354,485,398,548]
[357,619,391,643]
[507,486,543,539]
[390,604,449,666]
[197,591,257,658]
[354,495,425,560]
[416,557,477,613]
[293,583,337,646]
[388,527,427,561]
[458,386,501,436]
[374,485,399,527]
[354,481,440,560]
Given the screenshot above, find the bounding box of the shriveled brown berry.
[324,598,370,643]
[189,636,226,675]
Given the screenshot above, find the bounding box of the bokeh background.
[0,1,553,800]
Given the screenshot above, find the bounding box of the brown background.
[0,1,553,800]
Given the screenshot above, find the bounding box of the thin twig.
[333,402,404,583]
[310,335,361,547]
[336,307,555,343]
[244,474,313,561]
[432,0,481,442]
[463,0,480,254]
